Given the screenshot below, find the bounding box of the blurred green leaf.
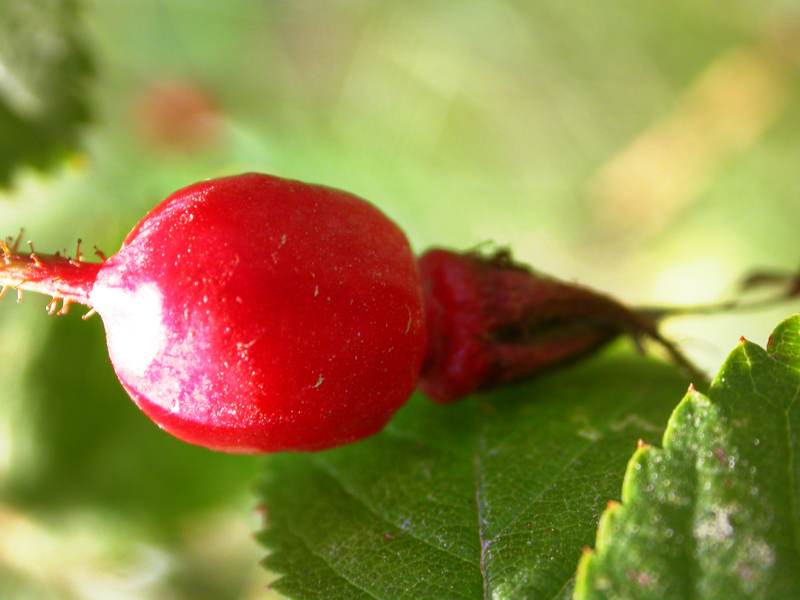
[0,0,92,186]
[575,315,800,599]
[258,346,685,599]
[3,312,259,537]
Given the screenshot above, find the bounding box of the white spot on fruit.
[236,338,258,360]
[313,375,324,389]
[237,339,257,350]
[91,282,167,378]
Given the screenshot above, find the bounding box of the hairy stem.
[0,241,101,308]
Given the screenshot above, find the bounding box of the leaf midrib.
[473,399,491,599]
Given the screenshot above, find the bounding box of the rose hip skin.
[1,173,427,452]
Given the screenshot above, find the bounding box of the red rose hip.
[0,172,703,454]
[0,173,427,452]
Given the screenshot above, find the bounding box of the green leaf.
[575,315,800,599]
[0,0,93,185]
[257,347,686,599]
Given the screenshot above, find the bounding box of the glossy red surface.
[89,173,426,452]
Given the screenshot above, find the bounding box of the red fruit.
[0,173,701,453]
[0,173,427,452]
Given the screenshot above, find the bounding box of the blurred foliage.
[0,0,798,598]
[5,313,259,536]
[0,0,92,185]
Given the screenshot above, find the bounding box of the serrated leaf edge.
[573,315,800,599]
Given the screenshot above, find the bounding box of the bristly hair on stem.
[0,235,102,313]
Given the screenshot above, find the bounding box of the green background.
[1,1,799,598]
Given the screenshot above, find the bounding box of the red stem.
[0,242,101,307]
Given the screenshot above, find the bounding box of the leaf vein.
[548,575,575,600]
[473,400,491,600]
[275,520,380,600]
[785,406,800,562]
[491,391,649,542]
[310,458,480,571]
